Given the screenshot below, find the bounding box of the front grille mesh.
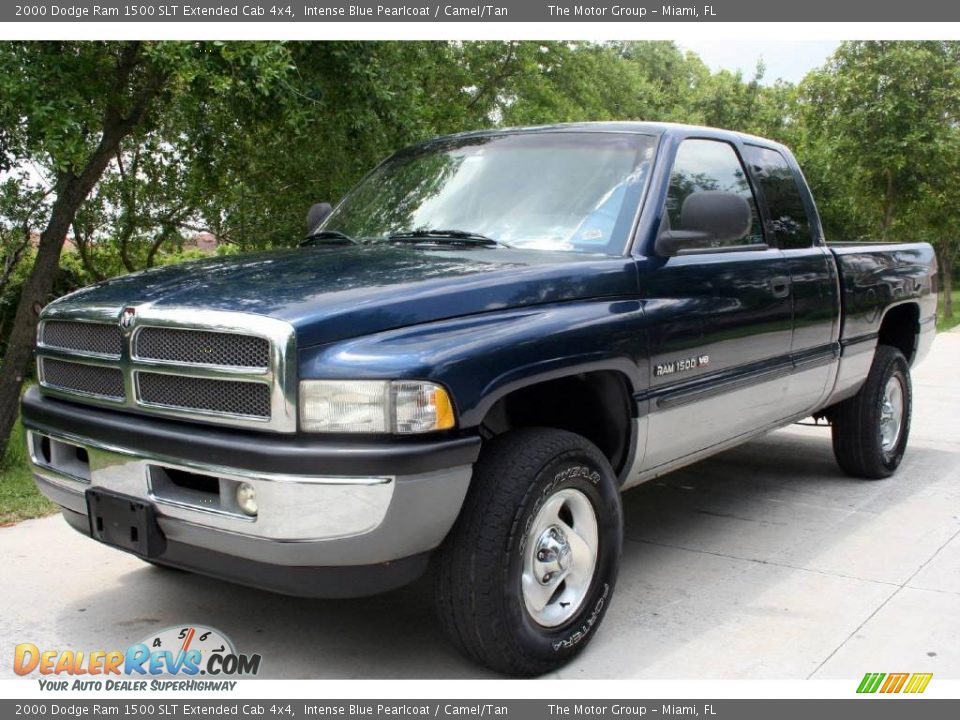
[135,328,270,369]
[37,317,282,427]
[41,359,125,400]
[41,321,122,357]
[137,372,271,419]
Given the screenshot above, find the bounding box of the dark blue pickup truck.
[23,123,937,675]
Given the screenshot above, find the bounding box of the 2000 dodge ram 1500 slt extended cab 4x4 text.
[23,123,937,675]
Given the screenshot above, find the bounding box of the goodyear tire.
[831,345,912,479]
[434,427,622,676]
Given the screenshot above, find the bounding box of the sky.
[678,40,841,85]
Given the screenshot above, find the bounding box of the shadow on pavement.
[57,426,954,679]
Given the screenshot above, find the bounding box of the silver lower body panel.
[28,428,472,568]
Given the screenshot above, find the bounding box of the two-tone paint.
[25,122,938,595]
[43,123,938,480]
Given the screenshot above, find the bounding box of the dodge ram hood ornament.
[120,306,136,329]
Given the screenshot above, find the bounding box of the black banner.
[3,0,959,23]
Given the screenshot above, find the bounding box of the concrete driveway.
[2,333,958,679]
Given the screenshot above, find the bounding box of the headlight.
[393,380,456,434]
[299,380,455,434]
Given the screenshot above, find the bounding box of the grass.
[937,289,960,333]
[0,416,56,526]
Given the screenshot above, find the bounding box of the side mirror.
[306,202,332,232]
[655,191,751,256]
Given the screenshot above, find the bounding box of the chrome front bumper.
[28,427,473,569]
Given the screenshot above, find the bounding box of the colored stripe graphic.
[904,673,933,694]
[857,672,932,694]
[880,673,909,693]
[857,673,886,693]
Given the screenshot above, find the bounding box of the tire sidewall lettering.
[519,463,601,555]
[551,582,610,652]
[509,452,621,661]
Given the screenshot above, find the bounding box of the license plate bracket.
[86,489,166,558]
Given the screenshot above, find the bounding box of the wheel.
[434,427,622,676]
[831,345,912,479]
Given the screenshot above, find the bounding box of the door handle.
[769,276,790,299]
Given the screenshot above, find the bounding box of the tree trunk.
[117,222,137,273]
[0,45,167,457]
[881,169,896,241]
[0,228,29,294]
[944,257,954,320]
[0,176,88,457]
[146,218,178,268]
[0,191,49,294]
[115,146,138,273]
[72,222,106,282]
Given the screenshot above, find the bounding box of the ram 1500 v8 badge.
[23,123,937,675]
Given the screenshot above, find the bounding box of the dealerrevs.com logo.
[14,625,261,691]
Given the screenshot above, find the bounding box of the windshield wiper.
[387,229,511,248]
[300,230,359,246]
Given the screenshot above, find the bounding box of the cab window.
[663,139,765,249]
[742,145,814,249]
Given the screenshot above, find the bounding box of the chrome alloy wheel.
[879,375,905,454]
[521,488,599,628]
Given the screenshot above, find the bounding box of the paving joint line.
[902,584,960,598]
[624,536,900,587]
[806,524,960,679]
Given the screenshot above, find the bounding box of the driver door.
[638,138,794,472]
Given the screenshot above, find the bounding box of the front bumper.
[21,387,480,597]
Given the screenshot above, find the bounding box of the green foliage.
[4,39,960,361]
[3,39,960,316]
[799,41,960,239]
[5,39,960,521]
[938,291,960,332]
[0,414,55,525]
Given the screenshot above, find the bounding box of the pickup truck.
[23,122,937,676]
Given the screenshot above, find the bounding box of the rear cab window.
[742,145,815,249]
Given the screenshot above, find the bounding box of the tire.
[434,427,622,676]
[831,345,912,479]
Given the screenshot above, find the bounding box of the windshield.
[318,131,658,254]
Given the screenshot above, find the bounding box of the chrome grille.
[137,372,271,419]
[41,358,125,400]
[41,321,122,357]
[35,308,295,431]
[135,327,269,368]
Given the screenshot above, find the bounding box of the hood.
[51,245,637,348]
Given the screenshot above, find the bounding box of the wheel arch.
[878,301,921,364]
[474,363,639,482]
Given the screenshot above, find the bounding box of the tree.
[0,176,50,297]
[0,41,294,457]
[70,123,210,279]
[800,42,960,239]
[7,38,959,459]
[0,176,52,355]
[913,127,960,319]
[191,41,544,252]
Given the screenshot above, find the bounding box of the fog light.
[236,482,258,516]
